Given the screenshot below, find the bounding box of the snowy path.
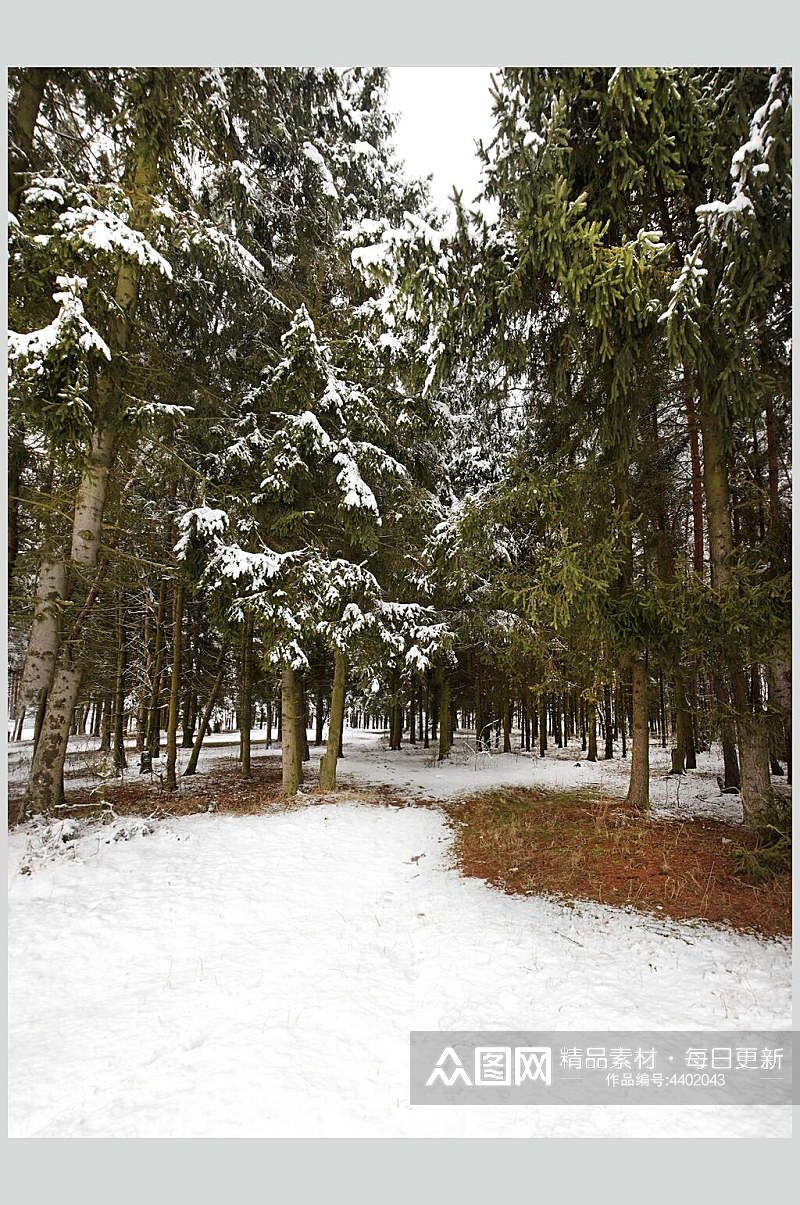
[8,802,790,1137]
[333,732,749,822]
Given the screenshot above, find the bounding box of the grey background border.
[3,0,799,1197]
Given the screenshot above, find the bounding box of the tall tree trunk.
[238,613,253,779]
[165,579,185,790]
[767,638,791,784]
[437,670,452,760]
[99,692,112,752]
[684,675,698,768]
[711,672,740,790]
[763,397,790,782]
[684,381,705,576]
[181,602,199,747]
[22,95,161,816]
[474,663,486,750]
[314,684,325,746]
[145,576,168,763]
[763,394,781,534]
[183,643,228,777]
[13,558,66,744]
[9,67,48,217]
[319,652,346,791]
[281,664,303,796]
[23,660,82,818]
[24,429,115,816]
[7,426,29,592]
[8,69,49,587]
[670,669,688,774]
[586,699,597,762]
[624,658,650,810]
[112,596,127,773]
[603,683,613,759]
[299,679,310,763]
[618,679,627,759]
[698,393,771,820]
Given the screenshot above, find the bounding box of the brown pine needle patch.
[444,788,790,937]
[9,757,436,823]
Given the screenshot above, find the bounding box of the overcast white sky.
[386,67,497,220]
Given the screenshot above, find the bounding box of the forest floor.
[7,727,790,935]
[5,721,766,822]
[446,789,790,936]
[7,728,792,1136]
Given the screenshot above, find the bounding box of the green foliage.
[733,792,792,884]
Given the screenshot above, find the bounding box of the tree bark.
[299,679,310,762]
[319,652,346,791]
[314,683,325,746]
[24,661,81,817]
[698,392,772,820]
[586,699,597,762]
[684,381,705,576]
[624,658,649,810]
[603,683,613,758]
[165,579,185,790]
[670,669,688,774]
[99,692,112,752]
[14,558,66,743]
[145,576,168,763]
[24,430,115,817]
[23,89,162,816]
[112,596,127,773]
[767,638,791,783]
[711,671,740,790]
[8,71,50,584]
[238,613,253,779]
[9,67,48,217]
[763,394,781,534]
[183,643,228,776]
[437,670,452,760]
[281,664,303,796]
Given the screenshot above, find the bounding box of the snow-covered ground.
[7,729,792,1137]
[333,729,750,824]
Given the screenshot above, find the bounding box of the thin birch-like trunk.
[25,428,115,815]
[14,558,66,740]
[22,110,161,817]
